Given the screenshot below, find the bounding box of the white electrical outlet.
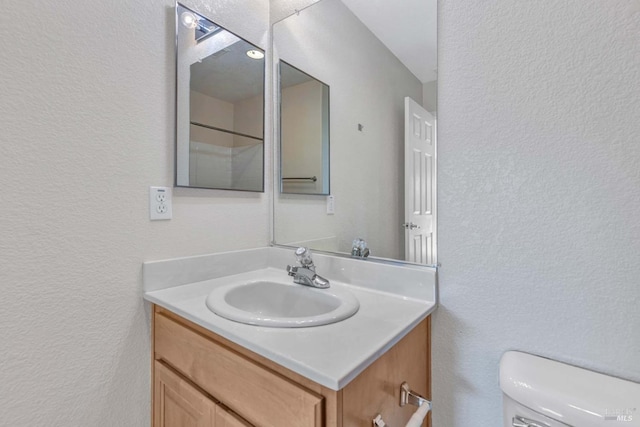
[326,195,335,215]
[150,186,172,220]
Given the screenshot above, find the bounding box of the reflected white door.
[404,97,435,265]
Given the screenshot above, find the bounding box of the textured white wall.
[0,0,269,426]
[270,0,321,24]
[436,0,640,425]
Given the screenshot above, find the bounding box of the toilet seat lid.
[500,351,640,427]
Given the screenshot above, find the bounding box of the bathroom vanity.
[152,307,430,427]
[144,247,437,427]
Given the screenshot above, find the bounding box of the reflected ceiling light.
[246,50,265,60]
[181,11,199,29]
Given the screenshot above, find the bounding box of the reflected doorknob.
[402,222,420,230]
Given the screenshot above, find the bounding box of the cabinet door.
[155,313,323,427]
[215,406,252,427]
[154,361,217,427]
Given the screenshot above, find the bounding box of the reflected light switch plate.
[326,195,335,215]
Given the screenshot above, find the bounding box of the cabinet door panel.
[155,313,323,427]
[215,406,253,427]
[154,361,216,427]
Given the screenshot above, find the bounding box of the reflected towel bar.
[282,176,317,182]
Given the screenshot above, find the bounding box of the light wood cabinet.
[154,361,251,427]
[215,406,252,427]
[154,361,217,427]
[152,306,430,427]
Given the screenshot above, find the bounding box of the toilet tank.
[500,351,640,427]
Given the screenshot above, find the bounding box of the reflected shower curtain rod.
[190,121,263,141]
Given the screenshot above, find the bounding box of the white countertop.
[143,247,437,390]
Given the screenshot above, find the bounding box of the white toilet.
[500,351,640,426]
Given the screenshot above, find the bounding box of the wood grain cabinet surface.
[152,306,431,427]
[154,361,251,427]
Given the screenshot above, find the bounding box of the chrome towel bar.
[400,382,430,408]
[372,382,432,426]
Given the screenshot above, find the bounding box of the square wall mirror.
[279,61,330,195]
[175,3,265,192]
[272,0,437,265]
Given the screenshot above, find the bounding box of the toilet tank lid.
[500,351,640,427]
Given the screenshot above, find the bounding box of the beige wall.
[190,90,264,147]
[0,0,269,426]
[190,91,235,154]
[234,93,264,142]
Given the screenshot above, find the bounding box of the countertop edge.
[335,303,436,389]
[144,293,436,391]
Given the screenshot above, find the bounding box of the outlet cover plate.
[150,186,172,220]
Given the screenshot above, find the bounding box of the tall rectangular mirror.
[279,61,330,195]
[176,3,265,192]
[272,0,437,265]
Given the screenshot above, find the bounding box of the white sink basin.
[205,280,360,328]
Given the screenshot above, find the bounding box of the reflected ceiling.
[341,0,437,83]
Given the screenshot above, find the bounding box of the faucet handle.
[295,247,314,269]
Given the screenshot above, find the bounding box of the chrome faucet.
[351,238,370,259]
[286,247,330,289]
